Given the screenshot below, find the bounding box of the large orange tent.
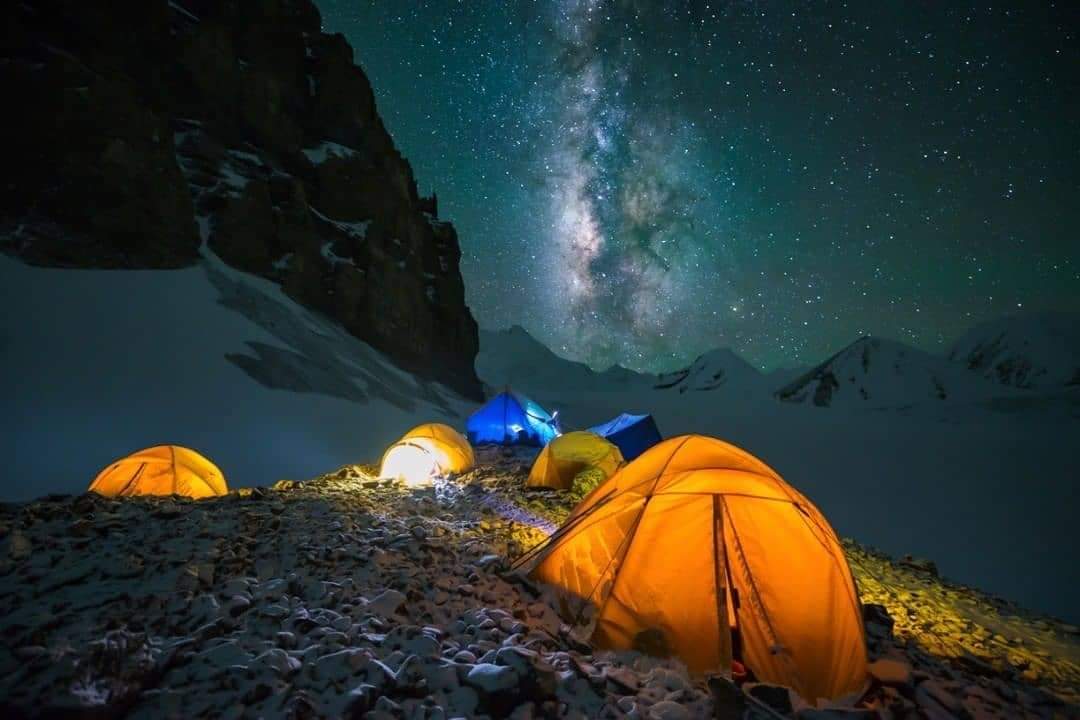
[527,431,624,490]
[526,434,867,702]
[89,445,228,499]
[379,423,475,486]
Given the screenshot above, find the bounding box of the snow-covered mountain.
[479,324,1073,412]
[2,289,1077,620]
[476,326,655,393]
[775,336,1009,409]
[654,347,766,394]
[473,326,1078,622]
[948,312,1080,389]
[0,253,471,501]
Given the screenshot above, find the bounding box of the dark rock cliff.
[1,0,482,398]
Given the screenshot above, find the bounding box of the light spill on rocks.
[0,445,1076,718]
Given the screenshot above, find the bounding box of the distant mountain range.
[479,311,1080,410]
[476,325,654,394]
[776,336,976,408]
[948,312,1080,389]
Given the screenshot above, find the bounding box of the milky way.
[537,0,742,369]
[318,1,1077,373]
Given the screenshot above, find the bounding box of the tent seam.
[117,462,148,497]
[582,493,651,628]
[583,436,694,632]
[722,499,806,691]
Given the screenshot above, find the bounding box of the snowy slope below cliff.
[0,254,470,501]
[948,312,1080,389]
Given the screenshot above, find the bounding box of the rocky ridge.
[1,0,480,397]
[1,447,1077,719]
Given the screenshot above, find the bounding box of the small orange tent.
[527,431,624,490]
[379,423,474,485]
[527,435,867,702]
[89,445,228,499]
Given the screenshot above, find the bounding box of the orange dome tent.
[379,423,474,486]
[89,445,228,499]
[527,431,624,490]
[526,435,867,702]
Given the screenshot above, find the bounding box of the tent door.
[711,495,734,674]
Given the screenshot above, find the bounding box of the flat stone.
[648,700,689,720]
[919,680,963,712]
[603,666,640,692]
[464,663,518,693]
[868,658,912,686]
[369,589,407,616]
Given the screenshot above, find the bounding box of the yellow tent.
[527,431,624,490]
[89,445,228,499]
[528,434,867,702]
[379,423,474,486]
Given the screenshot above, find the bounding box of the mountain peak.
[948,312,1080,389]
[777,335,973,408]
[654,346,762,393]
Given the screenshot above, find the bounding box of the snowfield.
[948,312,1080,389]
[0,254,471,503]
[2,255,1077,626]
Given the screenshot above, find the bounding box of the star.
[317,0,1078,373]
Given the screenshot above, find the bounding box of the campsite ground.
[5,255,1078,628]
[1,448,1076,719]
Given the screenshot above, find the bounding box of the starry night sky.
[316,1,1078,373]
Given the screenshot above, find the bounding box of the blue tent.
[588,412,662,461]
[467,391,561,447]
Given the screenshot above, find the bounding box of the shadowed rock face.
[1,0,481,398]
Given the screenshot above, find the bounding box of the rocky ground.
[1,446,1077,719]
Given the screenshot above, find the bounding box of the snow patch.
[168,1,200,22]
[226,149,263,166]
[272,252,293,271]
[0,254,469,501]
[302,141,357,164]
[308,206,371,240]
[320,242,354,267]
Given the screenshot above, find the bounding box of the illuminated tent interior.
[527,431,624,490]
[379,423,475,486]
[527,434,868,702]
[466,390,561,446]
[588,412,662,461]
[89,445,228,499]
